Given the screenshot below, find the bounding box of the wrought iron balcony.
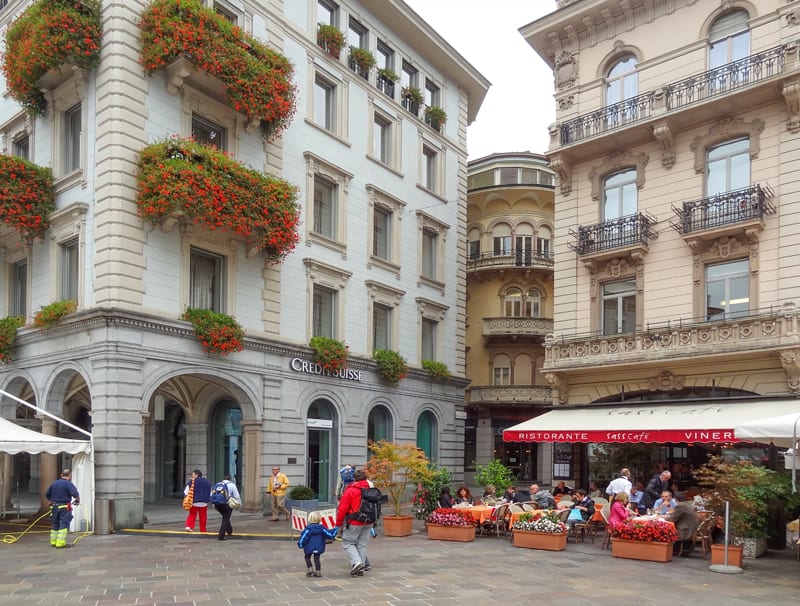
[560,92,656,145]
[467,251,554,272]
[482,317,554,341]
[665,46,785,111]
[401,97,419,116]
[377,76,395,99]
[348,60,369,80]
[469,385,553,405]
[568,212,657,256]
[671,184,775,236]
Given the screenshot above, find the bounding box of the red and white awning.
[502,399,800,444]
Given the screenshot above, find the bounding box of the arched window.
[709,10,749,69]
[525,288,541,318]
[492,223,512,256]
[603,169,637,220]
[504,287,523,317]
[493,354,511,386]
[367,405,393,443]
[605,55,638,106]
[416,411,437,461]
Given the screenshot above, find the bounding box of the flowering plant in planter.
[33,300,76,329]
[308,336,348,371]
[316,24,345,59]
[426,508,474,528]
[181,308,244,355]
[401,86,424,104]
[613,519,678,543]
[136,136,300,262]
[424,105,447,131]
[140,0,297,140]
[0,155,55,241]
[421,359,451,380]
[373,349,409,386]
[377,67,399,82]
[0,317,25,363]
[2,0,102,116]
[348,46,376,71]
[513,511,568,534]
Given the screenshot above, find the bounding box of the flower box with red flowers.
[426,508,476,542]
[308,336,348,372]
[182,308,244,356]
[612,518,679,543]
[0,155,55,241]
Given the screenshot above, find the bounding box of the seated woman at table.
[608,492,634,528]
[589,481,604,500]
[482,485,498,505]
[567,489,595,526]
[454,486,474,506]
[438,486,455,508]
[653,490,677,515]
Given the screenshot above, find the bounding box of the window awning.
[502,399,800,444]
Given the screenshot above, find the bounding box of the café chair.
[689,513,717,559]
[482,503,510,538]
[557,508,572,524]
[520,502,538,511]
[600,506,612,549]
[508,503,525,514]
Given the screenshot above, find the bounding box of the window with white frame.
[64,103,82,174]
[417,296,448,363]
[304,258,351,340]
[317,0,337,25]
[2,113,33,161]
[417,211,448,288]
[60,237,79,302]
[504,287,522,317]
[515,234,532,264]
[372,303,391,350]
[376,41,393,71]
[537,226,552,257]
[372,114,391,165]
[493,355,511,386]
[526,289,541,318]
[421,145,438,192]
[367,185,405,272]
[366,279,404,352]
[421,317,437,361]
[421,229,438,280]
[348,17,367,49]
[212,0,239,24]
[190,247,225,311]
[602,279,636,335]
[709,9,750,69]
[605,56,638,107]
[603,168,637,220]
[304,153,352,253]
[401,61,417,89]
[492,223,512,256]
[313,74,336,132]
[8,258,28,318]
[706,137,749,197]
[424,79,440,107]
[705,258,749,320]
[468,240,480,260]
[192,114,227,150]
[12,134,30,160]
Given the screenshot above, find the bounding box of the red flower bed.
[140,0,296,139]
[426,508,475,528]
[2,0,102,116]
[0,155,55,241]
[136,136,300,262]
[613,519,678,543]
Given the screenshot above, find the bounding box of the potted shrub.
[474,458,515,497]
[413,464,452,519]
[425,508,476,542]
[610,518,678,562]
[424,105,447,132]
[401,86,423,115]
[348,46,375,78]
[0,155,55,242]
[181,308,244,356]
[0,317,25,364]
[309,336,348,372]
[286,485,319,513]
[512,511,569,551]
[373,349,409,386]
[33,300,76,329]
[316,24,345,59]
[421,359,451,380]
[2,0,102,117]
[362,440,433,537]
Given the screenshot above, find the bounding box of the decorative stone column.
[39,418,58,510]
[242,420,264,511]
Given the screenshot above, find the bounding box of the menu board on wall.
[553,442,573,479]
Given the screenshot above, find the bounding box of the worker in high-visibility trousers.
[45,469,80,548]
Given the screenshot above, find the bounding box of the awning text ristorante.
[503,429,736,444]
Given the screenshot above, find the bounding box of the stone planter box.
[512,529,568,551]
[733,536,767,559]
[611,538,673,562]
[426,524,476,542]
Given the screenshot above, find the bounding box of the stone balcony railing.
[467,251,554,272]
[543,304,800,371]
[469,385,553,404]
[483,317,554,340]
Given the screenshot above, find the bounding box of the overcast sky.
[404,0,556,160]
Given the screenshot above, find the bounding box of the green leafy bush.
[373,349,409,386]
[421,359,450,380]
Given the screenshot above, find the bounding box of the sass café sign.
[289,357,363,382]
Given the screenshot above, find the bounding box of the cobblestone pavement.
[1,514,799,606]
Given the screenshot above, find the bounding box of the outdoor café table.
[465,505,495,524]
[632,515,676,530]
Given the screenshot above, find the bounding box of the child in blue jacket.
[298,511,338,577]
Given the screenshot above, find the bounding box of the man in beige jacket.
[266,465,290,521]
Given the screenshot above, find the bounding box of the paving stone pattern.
[1,515,799,605]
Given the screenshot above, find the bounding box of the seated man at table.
[529,484,555,509]
[502,485,524,504]
[653,490,677,515]
[552,481,572,497]
[629,482,647,515]
[667,498,700,556]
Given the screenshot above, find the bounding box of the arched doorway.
[367,404,393,443]
[160,403,186,499]
[210,401,242,492]
[417,410,438,461]
[307,399,337,502]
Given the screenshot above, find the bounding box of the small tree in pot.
[285,485,318,512]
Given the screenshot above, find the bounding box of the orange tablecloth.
[465,505,495,524]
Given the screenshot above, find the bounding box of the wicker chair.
[482,503,510,537]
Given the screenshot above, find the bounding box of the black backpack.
[209,481,229,505]
[347,486,382,525]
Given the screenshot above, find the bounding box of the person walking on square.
[335,469,376,576]
[184,469,212,532]
[45,469,80,548]
[266,465,290,522]
[298,511,338,577]
[211,475,241,540]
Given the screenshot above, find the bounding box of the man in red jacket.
[335,469,374,576]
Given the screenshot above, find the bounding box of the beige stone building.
[516,0,800,487]
[464,153,556,484]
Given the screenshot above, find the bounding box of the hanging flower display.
[0,317,25,364]
[0,155,55,241]
[308,336,348,372]
[136,136,300,262]
[140,0,297,140]
[182,308,244,355]
[2,0,102,116]
[33,300,77,329]
[373,349,409,386]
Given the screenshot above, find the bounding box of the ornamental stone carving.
[647,370,685,391]
[588,152,649,200]
[779,349,800,393]
[691,118,764,174]
[554,51,578,90]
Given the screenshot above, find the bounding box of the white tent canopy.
[733,412,800,449]
[0,416,93,532]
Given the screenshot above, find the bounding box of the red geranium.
[0,155,55,241]
[426,508,474,528]
[182,308,244,355]
[613,519,679,543]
